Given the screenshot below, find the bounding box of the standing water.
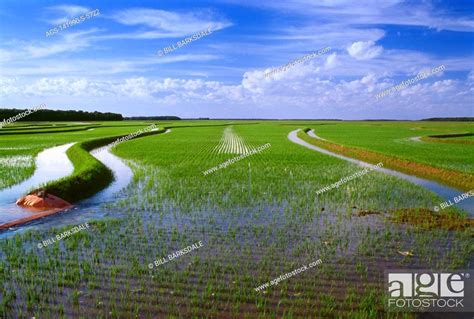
[0,143,74,224]
[288,129,474,216]
[0,144,135,236]
[80,146,134,205]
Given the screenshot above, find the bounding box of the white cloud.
[25,29,98,58]
[0,49,13,63]
[347,41,383,60]
[1,3,472,119]
[468,70,474,82]
[2,63,472,119]
[222,0,474,32]
[0,77,20,96]
[324,53,338,69]
[111,8,232,38]
[0,53,220,77]
[46,5,91,25]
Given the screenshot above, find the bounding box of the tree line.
[0,108,123,121]
[421,117,473,121]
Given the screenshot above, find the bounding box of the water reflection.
[81,146,133,205]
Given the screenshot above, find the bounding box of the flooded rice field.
[0,121,472,318]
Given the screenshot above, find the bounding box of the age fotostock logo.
[386,270,473,312]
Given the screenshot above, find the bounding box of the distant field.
[0,121,472,318]
[307,121,474,174]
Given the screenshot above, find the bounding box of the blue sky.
[0,0,473,119]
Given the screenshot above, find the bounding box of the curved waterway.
[84,128,171,205]
[0,129,172,237]
[0,148,134,236]
[81,147,133,205]
[307,129,327,141]
[0,143,75,224]
[409,136,422,142]
[288,129,474,215]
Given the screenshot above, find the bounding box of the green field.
[0,121,473,318]
[308,121,474,174]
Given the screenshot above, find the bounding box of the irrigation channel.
[0,129,172,237]
[0,143,75,223]
[0,148,131,237]
[289,129,474,216]
[0,146,141,238]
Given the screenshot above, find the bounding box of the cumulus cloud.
[0,77,20,96]
[2,64,472,119]
[347,41,383,60]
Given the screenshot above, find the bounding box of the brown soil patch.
[420,136,474,145]
[390,208,474,231]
